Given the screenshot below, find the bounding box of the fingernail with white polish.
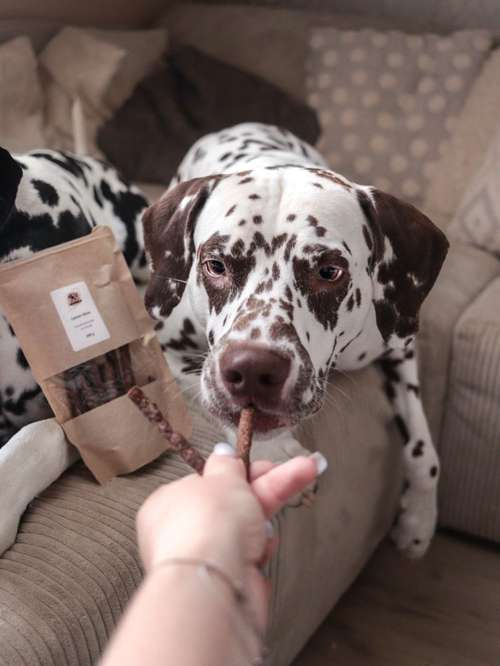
[213,442,236,456]
[265,520,274,539]
[310,452,328,476]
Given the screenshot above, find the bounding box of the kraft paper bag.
[0,226,191,483]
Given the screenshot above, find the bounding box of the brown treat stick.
[62,374,80,417]
[118,344,135,391]
[82,361,106,405]
[127,386,206,474]
[237,407,254,481]
[78,363,103,412]
[76,374,95,413]
[106,350,125,395]
[64,368,87,418]
[63,367,87,417]
[61,369,77,417]
[99,353,121,402]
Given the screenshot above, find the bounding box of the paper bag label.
[50,281,110,351]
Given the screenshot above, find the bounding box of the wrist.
[146,519,245,582]
[141,555,265,665]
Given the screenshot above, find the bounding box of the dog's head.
[144,167,448,434]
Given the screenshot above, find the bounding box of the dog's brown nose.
[219,343,291,407]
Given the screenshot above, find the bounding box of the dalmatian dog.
[0,147,149,445]
[143,122,449,558]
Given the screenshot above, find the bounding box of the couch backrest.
[204,0,500,34]
[0,0,176,29]
[2,1,500,34]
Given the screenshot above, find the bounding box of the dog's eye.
[318,266,343,282]
[203,259,226,277]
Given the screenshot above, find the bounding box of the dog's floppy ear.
[0,147,23,228]
[143,175,221,318]
[357,188,449,342]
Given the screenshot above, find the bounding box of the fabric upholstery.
[40,28,125,156]
[135,182,164,204]
[0,1,170,29]
[418,241,500,542]
[424,49,500,224]
[418,241,500,446]
[0,20,59,51]
[0,37,46,153]
[0,367,402,665]
[39,27,167,157]
[229,0,500,35]
[306,28,491,207]
[158,4,401,100]
[87,28,168,111]
[438,277,500,540]
[448,124,500,258]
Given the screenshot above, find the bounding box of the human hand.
[136,445,327,626]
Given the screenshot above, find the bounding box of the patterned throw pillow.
[448,125,500,258]
[306,28,491,206]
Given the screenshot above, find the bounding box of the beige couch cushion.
[0,367,402,666]
[419,240,500,542]
[419,240,500,445]
[40,28,125,155]
[87,28,168,112]
[0,36,46,152]
[39,27,167,156]
[438,277,500,540]
[424,48,500,224]
[448,124,500,258]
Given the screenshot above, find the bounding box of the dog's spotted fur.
[145,123,448,557]
[0,147,148,443]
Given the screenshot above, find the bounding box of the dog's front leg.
[379,344,439,558]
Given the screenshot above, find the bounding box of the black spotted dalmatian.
[0,147,148,445]
[143,122,449,558]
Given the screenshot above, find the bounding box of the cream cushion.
[88,28,168,111]
[420,242,500,542]
[439,276,500,541]
[424,49,500,224]
[39,27,167,157]
[448,124,500,257]
[0,36,46,152]
[419,241,500,445]
[40,28,124,156]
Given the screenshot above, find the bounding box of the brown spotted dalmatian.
[143,122,449,558]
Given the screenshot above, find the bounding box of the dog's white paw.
[391,483,437,558]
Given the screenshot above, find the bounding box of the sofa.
[0,1,499,664]
[420,244,500,542]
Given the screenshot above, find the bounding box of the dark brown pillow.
[98,46,320,184]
